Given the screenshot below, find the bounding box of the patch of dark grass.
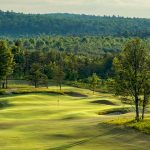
[64,91,87,97]
[62,116,80,120]
[0,123,16,129]
[0,100,12,109]
[47,139,88,150]
[49,134,73,139]
[12,90,64,95]
[91,100,116,105]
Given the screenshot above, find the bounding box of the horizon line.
[0,9,150,20]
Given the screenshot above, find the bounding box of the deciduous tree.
[88,73,100,94]
[53,65,65,91]
[113,38,150,121]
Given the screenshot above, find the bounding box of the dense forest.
[1,36,150,81]
[1,36,120,81]
[1,11,150,37]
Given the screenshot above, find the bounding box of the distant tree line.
[1,11,150,37]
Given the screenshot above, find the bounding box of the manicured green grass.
[0,86,150,150]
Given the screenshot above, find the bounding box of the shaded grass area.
[0,82,90,98]
[0,87,64,96]
[0,85,149,150]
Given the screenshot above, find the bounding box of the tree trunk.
[59,83,62,91]
[5,77,8,89]
[35,81,37,88]
[93,87,95,95]
[135,96,140,121]
[92,85,95,95]
[2,82,5,89]
[142,104,145,120]
[142,90,147,120]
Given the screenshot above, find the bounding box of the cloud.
[0,0,149,18]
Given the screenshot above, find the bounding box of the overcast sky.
[0,0,149,18]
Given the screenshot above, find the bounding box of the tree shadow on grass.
[47,123,150,150]
[47,139,88,150]
[47,134,105,150]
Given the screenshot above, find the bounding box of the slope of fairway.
[0,86,150,150]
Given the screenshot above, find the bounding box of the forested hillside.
[1,11,150,37]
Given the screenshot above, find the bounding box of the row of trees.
[28,63,65,90]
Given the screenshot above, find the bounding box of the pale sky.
[0,0,150,18]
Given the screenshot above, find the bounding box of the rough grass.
[106,118,150,134]
[0,85,150,150]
